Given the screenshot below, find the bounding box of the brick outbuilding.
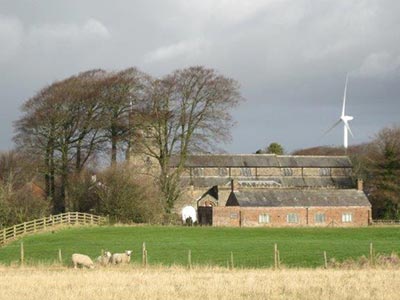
[212,188,371,227]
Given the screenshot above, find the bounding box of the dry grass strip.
[0,265,399,300]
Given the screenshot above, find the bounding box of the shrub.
[95,164,164,224]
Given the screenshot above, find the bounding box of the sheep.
[96,251,112,266]
[72,253,95,269]
[111,250,132,264]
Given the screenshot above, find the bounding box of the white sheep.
[111,250,132,264]
[72,253,95,269]
[96,251,112,266]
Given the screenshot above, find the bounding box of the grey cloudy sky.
[1,0,399,153]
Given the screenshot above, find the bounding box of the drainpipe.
[306,207,309,225]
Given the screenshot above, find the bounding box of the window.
[192,168,204,177]
[218,168,228,177]
[240,167,252,176]
[287,213,299,223]
[144,157,152,167]
[259,214,270,224]
[230,213,238,219]
[282,168,293,176]
[342,213,352,223]
[319,168,331,176]
[314,213,326,223]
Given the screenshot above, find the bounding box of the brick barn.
[213,187,371,227]
[169,154,371,227]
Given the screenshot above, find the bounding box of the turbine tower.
[323,75,354,149]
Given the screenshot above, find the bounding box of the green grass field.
[0,226,399,268]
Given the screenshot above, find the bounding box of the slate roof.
[226,189,371,207]
[179,176,354,189]
[169,154,352,168]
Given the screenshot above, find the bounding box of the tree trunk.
[111,125,118,165]
[76,141,81,172]
[44,144,51,199]
[45,139,55,201]
[55,145,68,213]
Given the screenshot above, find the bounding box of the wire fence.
[371,220,400,225]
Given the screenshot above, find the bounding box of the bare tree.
[14,66,243,215]
[14,70,108,213]
[98,68,150,165]
[137,66,243,210]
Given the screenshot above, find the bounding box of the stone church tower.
[126,111,160,176]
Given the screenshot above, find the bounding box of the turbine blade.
[344,120,354,137]
[342,74,349,117]
[322,119,341,137]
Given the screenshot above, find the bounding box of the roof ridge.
[177,153,350,158]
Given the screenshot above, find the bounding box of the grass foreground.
[0,265,399,300]
[0,225,400,268]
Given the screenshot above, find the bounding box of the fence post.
[142,242,146,267]
[230,251,234,269]
[51,215,54,227]
[13,225,16,238]
[43,217,46,229]
[33,219,37,233]
[76,212,79,224]
[324,251,328,269]
[188,250,192,269]
[370,243,374,266]
[20,242,24,265]
[23,222,27,234]
[2,229,5,244]
[58,249,62,264]
[274,243,278,269]
[91,214,94,225]
[277,250,280,269]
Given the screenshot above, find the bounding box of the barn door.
[198,206,213,225]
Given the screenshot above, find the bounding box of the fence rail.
[371,219,400,225]
[0,212,107,246]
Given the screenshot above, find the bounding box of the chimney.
[231,179,238,193]
[357,179,364,191]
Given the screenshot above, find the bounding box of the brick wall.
[212,206,371,227]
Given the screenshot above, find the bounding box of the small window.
[342,213,352,223]
[145,157,152,166]
[218,168,228,177]
[240,167,252,176]
[319,168,331,176]
[230,213,238,219]
[287,213,299,223]
[282,168,293,176]
[259,214,270,224]
[314,213,326,223]
[192,168,204,177]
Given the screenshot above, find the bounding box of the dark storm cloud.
[1,0,399,153]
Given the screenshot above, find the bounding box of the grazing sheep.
[111,250,132,264]
[72,253,95,269]
[96,251,112,266]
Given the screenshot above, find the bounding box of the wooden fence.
[0,212,107,246]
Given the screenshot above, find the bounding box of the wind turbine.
[323,75,354,149]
